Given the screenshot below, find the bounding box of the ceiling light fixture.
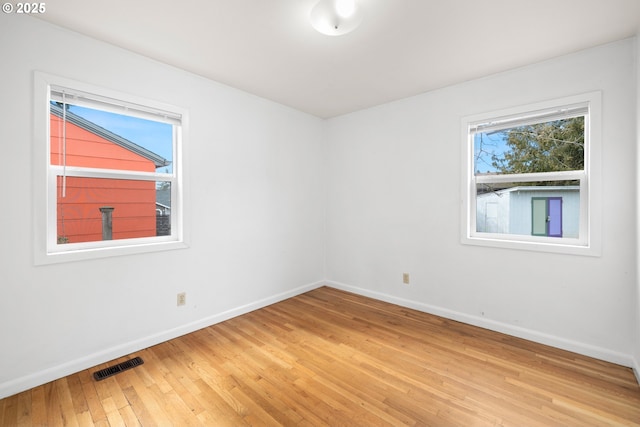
[310,0,363,36]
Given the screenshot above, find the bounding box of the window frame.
[460,92,602,256]
[34,71,189,264]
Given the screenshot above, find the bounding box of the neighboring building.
[155,186,172,236]
[155,187,171,217]
[476,186,580,238]
[50,103,170,243]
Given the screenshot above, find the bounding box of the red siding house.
[50,104,170,244]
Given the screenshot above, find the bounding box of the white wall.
[0,15,325,398]
[326,38,638,367]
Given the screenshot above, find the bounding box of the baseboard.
[326,280,635,368]
[0,280,324,400]
[633,357,640,386]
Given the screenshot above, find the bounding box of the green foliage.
[491,117,584,174]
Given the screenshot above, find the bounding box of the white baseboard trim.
[325,280,635,369]
[633,357,640,386]
[0,280,324,400]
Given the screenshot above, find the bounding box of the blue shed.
[476,186,580,238]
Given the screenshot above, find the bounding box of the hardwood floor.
[1,286,639,426]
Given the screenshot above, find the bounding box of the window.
[461,92,601,255]
[34,72,188,264]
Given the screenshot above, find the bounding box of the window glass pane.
[155,181,172,237]
[473,116,584,175]
[475,180,580,238]
[56,177,171,244]
[50,102,173,173]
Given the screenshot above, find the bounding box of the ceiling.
[36,0,640,118]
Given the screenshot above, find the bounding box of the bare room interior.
[1,0,640,425]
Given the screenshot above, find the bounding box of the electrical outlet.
[177,292,186,306]
[403,273,410,284]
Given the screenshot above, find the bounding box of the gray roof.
[478,184,580,197]
[50,103,171,169]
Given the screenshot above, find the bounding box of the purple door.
[547,197,563,237]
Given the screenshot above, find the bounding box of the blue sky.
[474,131,509,174]
[68,105,174,173]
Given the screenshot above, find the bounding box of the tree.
[491,117,584,174]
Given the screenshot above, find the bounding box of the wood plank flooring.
[1,286,639,426]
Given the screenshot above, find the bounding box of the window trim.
[460,92,602,256]
[34,71,189,265]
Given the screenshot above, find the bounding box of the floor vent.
[93,356,144,381]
